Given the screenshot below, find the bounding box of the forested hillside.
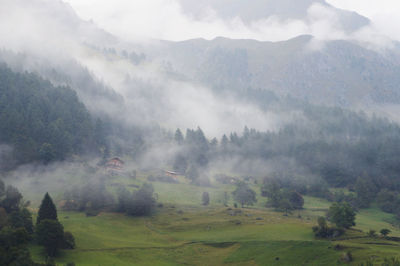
[0,64,105,167]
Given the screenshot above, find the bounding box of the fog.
[328,0,400,42]
[2,0,400,211]
[1,0,322,142]
[1,0,398,139]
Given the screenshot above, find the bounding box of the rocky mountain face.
[156,35,400,107]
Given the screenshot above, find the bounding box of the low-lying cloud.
[63,0,396,49]
[0,0,297,137]
[0,0,398,140]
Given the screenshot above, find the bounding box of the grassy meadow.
[11,167,400,265]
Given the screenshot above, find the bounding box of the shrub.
[367,229,377,238]
[62,231,75,249]
[312,217,345,239]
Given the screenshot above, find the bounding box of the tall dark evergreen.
[36,219,64,257]
[37,193,57,225]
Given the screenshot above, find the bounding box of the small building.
[164,170,179,179]
[105,157,125,172]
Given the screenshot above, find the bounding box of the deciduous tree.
[327,202,356,229]
[232,182,257,207]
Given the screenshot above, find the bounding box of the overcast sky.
[328,0,400,41]
[62,0,400,43]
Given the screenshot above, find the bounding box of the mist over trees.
[63,180,157,217]
[63,179,115,215]
[3,55,400,219]
[2,0,400,264]
[0,64,104,167]
[0,63,148,169]
[1,19,400,225]
[3,53,400,204]
[164,93,400,218]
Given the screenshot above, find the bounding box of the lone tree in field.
[232,182,257,208]
[380,228,391,237]
[327,202,356,229]
[202,192,210,206]
[37,193,57,225]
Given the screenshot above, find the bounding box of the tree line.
[170,101,400,219]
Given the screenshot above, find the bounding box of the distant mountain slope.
[179,0,369,32]
[2,0,400,132]
[159,36,400,107]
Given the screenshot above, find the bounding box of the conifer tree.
[37,193,57,225]
[36,219,64,257]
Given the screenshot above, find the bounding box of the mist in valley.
[1,0,400,210]
[2,0,400,265]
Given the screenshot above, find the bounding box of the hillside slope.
[159,36,400,107]
[0,64,103,167]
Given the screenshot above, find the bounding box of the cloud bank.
[63,0,397,48]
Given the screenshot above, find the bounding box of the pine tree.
[36,219,64,257]
[37,193,57,225]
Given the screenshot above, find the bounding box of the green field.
[11,169,400,265]
[29,205,400,265]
